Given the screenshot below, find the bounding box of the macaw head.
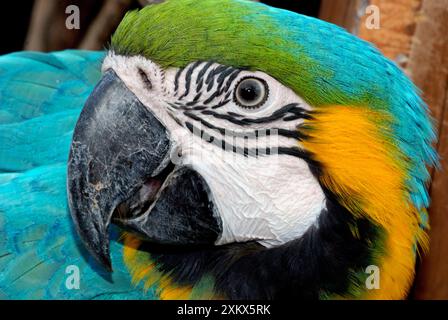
[67,0,437,299]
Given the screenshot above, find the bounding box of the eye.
[234,77,269,109]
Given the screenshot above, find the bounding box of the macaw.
[0,0,437,300]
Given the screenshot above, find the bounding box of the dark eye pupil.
[239,83,260,102]
[234,77,268,109]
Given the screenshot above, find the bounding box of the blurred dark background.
[0,0,321,55]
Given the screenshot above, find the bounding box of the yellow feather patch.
[122,233,218,300]
[122,234,193,299]
[301,106,428,299]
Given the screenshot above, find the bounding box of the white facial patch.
[102,53,327,247]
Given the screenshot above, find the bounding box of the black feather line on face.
[184,111,306,141]
[184,119,311,159]
[179,61,202,100]
[198,103,310,126]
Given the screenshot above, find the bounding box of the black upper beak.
[67,70,221,271]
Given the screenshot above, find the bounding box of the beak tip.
[89,244,113,272]
[74,222,113,273]
[101,256,113,273]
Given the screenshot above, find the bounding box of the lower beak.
[67,70,221,270]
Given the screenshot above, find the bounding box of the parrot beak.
[67,70,221,271]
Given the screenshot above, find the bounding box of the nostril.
[138,68,152,90]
